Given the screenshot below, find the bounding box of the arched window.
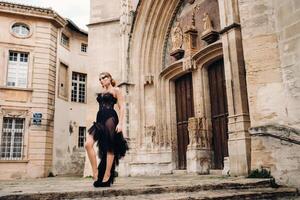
[12,23,30,37]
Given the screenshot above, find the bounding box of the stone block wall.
[239,0,300,188]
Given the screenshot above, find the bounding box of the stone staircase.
[0,176,298,200]
[76,180,298,200]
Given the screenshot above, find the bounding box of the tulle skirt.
[88,108,128,164]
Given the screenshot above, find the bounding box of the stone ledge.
[249,124,300,145]
[0,159,29,163]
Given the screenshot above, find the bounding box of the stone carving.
[202,12,213,35]
[144,74,154,85]
[170,21,185,60]
[1,109,28,118]
[171,21,183,51]
[183,56,196,71]
[187,117,210,174]
[144,125,156,149]
[183,10,198,58]
[187,117,209,147]
[200,12,219,44]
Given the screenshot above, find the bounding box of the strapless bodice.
[97,92,117,110]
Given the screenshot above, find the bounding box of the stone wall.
[83,0,123,177]
[274,0,300,128]
[52,26,88,176]
[0,4,65,179]
[239,0,300,188]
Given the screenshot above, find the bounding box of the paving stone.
[0,175,298,200]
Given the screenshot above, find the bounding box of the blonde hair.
[99,72,116,87]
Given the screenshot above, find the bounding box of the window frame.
[0,117,25,160]
[71,72,87,103]
[81,43,88,53]
[10,21,32,39]
[57,62,69,101]
[78,126,86,148]
[6,51,29,88]
[60,32,70,48]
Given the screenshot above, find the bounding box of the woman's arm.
[116,87,125,132]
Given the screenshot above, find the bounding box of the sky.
[3,0,90,31]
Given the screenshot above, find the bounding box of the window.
[71,72,86,103]
[1,117,25,160]
[78,127,86,148]
[12,23,30,37]
[7,51,29,88]
[81,43,87,53]
[58,63,68,99]
[61,33,69,47]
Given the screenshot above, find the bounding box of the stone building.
[52,19,88,176]
[86,0,300,188]
[0,2,88,179]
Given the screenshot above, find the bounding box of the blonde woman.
[85,72,128,187]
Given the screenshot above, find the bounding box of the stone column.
[218,0,251,176]
[186,117,210,174]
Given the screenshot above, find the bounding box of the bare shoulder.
[113,87,121,94]
[113,87,124,99]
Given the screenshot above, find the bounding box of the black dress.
[88,92,128,183]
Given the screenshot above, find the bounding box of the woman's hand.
[116,124,123,133]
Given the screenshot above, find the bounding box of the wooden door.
[208,59,228,169]
[175,73,194,169]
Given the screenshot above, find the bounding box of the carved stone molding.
[0,2,66,27]
[144,125,156,149]
[1,108,29,118]
[144,74,154,85]
[183,56,196,71]
[187,117,209,148]
[183,12,198,57]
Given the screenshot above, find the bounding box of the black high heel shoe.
[93,176,112,188]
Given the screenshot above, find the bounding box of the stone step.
[76,187,299,200]
[209,170,222,175]
[172,170,187,175]
[0,179,281,200]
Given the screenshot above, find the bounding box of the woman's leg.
[85,134,98,180]
[103,152,114,182]
[102,117,116,182]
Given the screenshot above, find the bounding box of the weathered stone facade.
[0,2,66,179]
[52,20,88,176]
[239,0,300,188]
[86,0,300,189]
[0,2,88,179]
[0,0,299,190]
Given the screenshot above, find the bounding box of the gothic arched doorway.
[175,73,194,169]
[208,59,228,169]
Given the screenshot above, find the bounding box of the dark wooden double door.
[175,59,228,170]
[208,59,228,169]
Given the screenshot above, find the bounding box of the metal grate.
[78,126,86,148]
[0,117,25,160]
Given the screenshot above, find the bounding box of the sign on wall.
[32,112,42,125]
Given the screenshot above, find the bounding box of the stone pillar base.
[222,157,230,175]
[186,146,210,174]
[228,132,251,176]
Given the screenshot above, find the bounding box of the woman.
[85,72,128,187]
